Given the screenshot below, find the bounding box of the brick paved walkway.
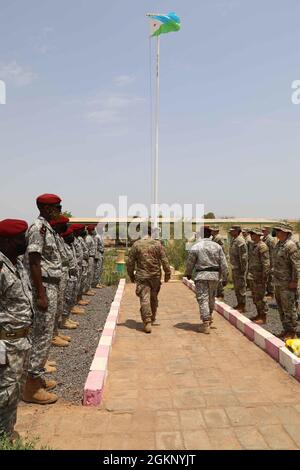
[17,282,300,449]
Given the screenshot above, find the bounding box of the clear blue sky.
[1,0,300,221]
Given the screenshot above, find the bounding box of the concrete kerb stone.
[83,278,126,406]
[181,277,300,383]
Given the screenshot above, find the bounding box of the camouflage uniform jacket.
[78,237,89,265]
[85,234,96,257]
[212,234,225,252]
[25,216,62,280]
[186,238,228,282]
[262,234,277,266]
[94,234,104,260]
[64,243,77,277]
[0,252,34,332]
[247,240,270,282]
[73,238,83,268]
[126,237,171,281]
[273,238,300,287]
[54,233,69,273]
[229,234,248,274]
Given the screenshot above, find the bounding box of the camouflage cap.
[210,225,219,231]
[273,223,293,233]
[242,228,249,233]
[229,225,241,232]
[248,228,263,236]
[262,226,271,231]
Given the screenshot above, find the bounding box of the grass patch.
[0,433,50,450]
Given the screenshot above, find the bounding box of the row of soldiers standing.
[210,223,300,340]
[0,193,104,440]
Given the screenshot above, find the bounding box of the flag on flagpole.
[148,12,181,37]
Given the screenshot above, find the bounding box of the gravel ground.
[47,286,117,405]
[224,287,300,337]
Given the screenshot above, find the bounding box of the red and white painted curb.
[182,277,300,382]
[83,278,126,406]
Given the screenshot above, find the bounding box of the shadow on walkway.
[173,322,199,333]
[118,319,144,332]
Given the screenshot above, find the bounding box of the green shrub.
[165,239,187,272]
[101,249,129,285]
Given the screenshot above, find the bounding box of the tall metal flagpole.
[154,35,160,231]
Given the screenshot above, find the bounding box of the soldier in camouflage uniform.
[0,219,33,439]
[92,226,105,288]
[242,228,253,252]
[126,225,171,333]
[229,225,248,313]
[60,227,79,328]
[247,229,270,324]
[23,193,62,405]
[78,226,95,297]
[71,224,87,314]
[186,226,228,334]
[273,223,300,340]
[211,225,226,299]
[262,226,277,297]
[85,225,96,292]
[50,216,71,346]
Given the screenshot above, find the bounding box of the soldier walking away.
[229,225,248,313]
[0,219,33,440]
[247,229,270,325]
[273,223,300,341]
[211,225,226,299]
[185,226,228,334]
[262,226,277,299]
[22,194,62,405]
[126,225,171,334]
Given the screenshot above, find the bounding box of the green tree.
[63,211,73,218]
[204,212,215,219]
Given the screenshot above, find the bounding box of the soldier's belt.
[42,277,60,285]
[195,267,219,272]
[0,327,30,340]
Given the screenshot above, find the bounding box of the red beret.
[50,215,69,226]
[61,227,74,238]
[71,224,85,232]
[87,224,96,232]
[0,219,28,238]
[36,194,61,205]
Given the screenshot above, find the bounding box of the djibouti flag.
[149,12,181,37]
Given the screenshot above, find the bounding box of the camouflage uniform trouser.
[275,285,298,333]
[232,270,246,307]
[0,338,31,436]
[217,281,224,297]
[27,282,58,378]
[135,278,161,324]
[54,270,68,332]
[76,266,82,300]
[87,257,95,291]
[80,262,89,295]
[249,279,268,315]
[195,280,218,322]
[92,256,103,287]
[266,272,274,295]
[63,275,77,318]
